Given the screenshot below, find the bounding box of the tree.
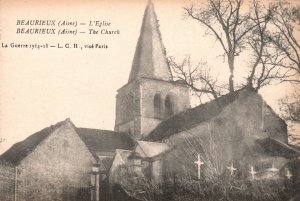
[278,88,300,147]
[184,0,258,93]
[244,0,297,90]
[171,0,300,101]
[279,89,300,123]
[268,1,300,84]
[169,56,225,101]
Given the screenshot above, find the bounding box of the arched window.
[165,95,173,116]
[154,93,161,115]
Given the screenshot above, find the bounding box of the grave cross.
[286,169,293,180]
[266,164,279,178]
[227,163,237,176]
[267,164,279,173]
[268,164,279,177]
[194,154,204,180]
[249,165,257,180]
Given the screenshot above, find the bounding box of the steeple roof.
[128,1,173,82]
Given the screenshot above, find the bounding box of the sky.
[0,0,299,154]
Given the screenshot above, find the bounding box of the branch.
[184,5,229,56]
[169,56,223,101]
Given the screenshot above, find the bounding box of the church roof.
[255,137,300,158]
[76,128,135,155]
[144,88,246,141]
[0,119,135,165]
[135,141,170,158]
[128,0,172,83]
[115,149,133,165]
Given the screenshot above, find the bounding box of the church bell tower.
[114,1,190,140]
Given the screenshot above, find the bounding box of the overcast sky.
[0,0,298,154]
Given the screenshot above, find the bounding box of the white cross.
[267,164,279,173]
[227,163,237,176]
[286,169,292,180]
[194,154,204,180]
[249,166,257,180]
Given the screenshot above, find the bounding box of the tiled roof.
[115,149,133,165]
[76,127,135,155]
[255,137,300,158]
[144,88,250,141]
[136,141,170,158]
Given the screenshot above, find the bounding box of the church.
[1,1,299,201]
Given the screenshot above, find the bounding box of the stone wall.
[115,78,190,140]
[139,78,190,138]
[115,80,141,139]
[161,91,288,180]
[0,162,15,201]
[115,81,140,126]
[139,78,190,120]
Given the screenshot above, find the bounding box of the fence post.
[92,163,100,201]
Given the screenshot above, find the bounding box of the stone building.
[0,120,134,201]
[143,88,299,180]
[109,0,300,196]
[1,1,299,201]
[114,0,190,140]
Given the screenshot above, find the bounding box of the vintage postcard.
[0,0,299,200]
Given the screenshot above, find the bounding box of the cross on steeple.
[194,154,204,180]
[227,162,237,176]
[249,165,257,180]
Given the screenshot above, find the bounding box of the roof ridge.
[76,127,120,133]
[269,137,300,154]
[144,88,257,141]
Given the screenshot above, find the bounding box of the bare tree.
[245,0,294,90]
[168,56,225,101]
[180,0,300,96]
[279,90,300,123]
[268,1,300,84]
[278,89,300,147]
[246,0,271,89]
[184,0,258,93]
